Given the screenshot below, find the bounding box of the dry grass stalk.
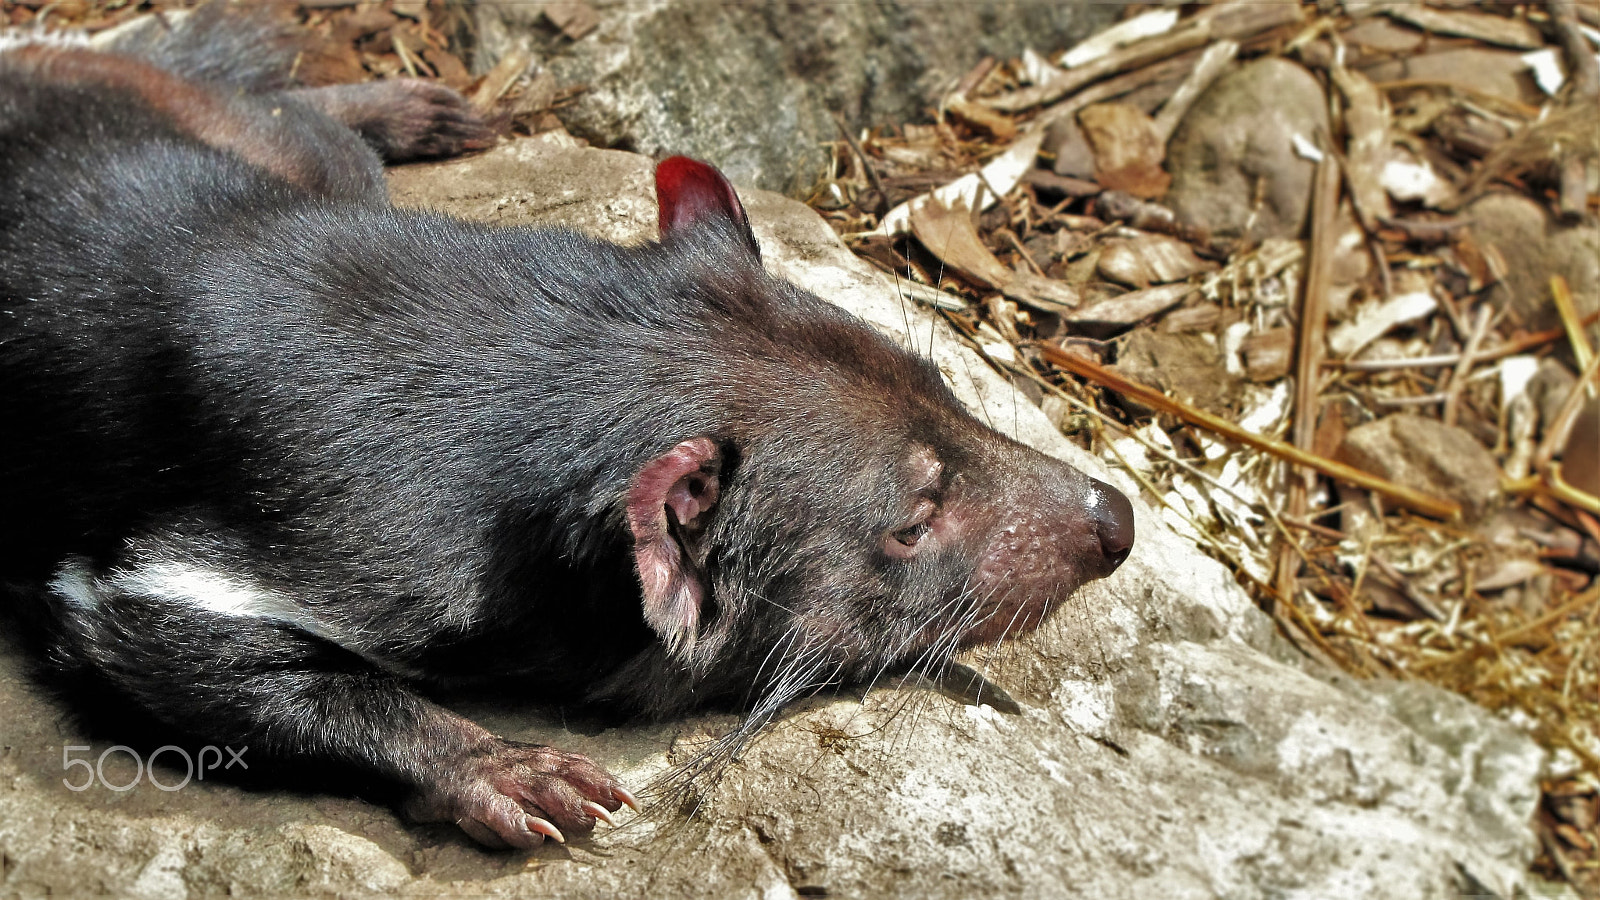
[809,2,1600,888]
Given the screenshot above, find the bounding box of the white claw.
[614,786,642,812]
[527,816,565,844]
[582,800,615,826]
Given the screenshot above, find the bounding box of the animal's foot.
[361,79,493,160]
[405,739,638,850]
[299,79,494,161]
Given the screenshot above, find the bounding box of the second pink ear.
[655,156,761,259]
[625,437,723,656]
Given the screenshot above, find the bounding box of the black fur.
[0,5,1132,848]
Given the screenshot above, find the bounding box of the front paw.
[357,79,494,161]
[404,739,639,850]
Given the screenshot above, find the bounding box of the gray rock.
[1568,399,1600,498]
[472,0,1121,195]
[1357,47,1546,109]
[1338,414,1505,519]
[0,138,1543,898]
[1165,57,1329,242]
[1466,192,1600,351]
[1112,329,1242,417]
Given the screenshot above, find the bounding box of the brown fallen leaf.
[876,127,1045,236]
[907,199,1080,313]
[983,1,1303,113]
[1566,399,1599,498]
[544,1,600,41]
[1329,56,1393,231]
[471,48,534,113]
[907,198,1014,290]
[1095,191,1217,251]
[1096,234,1214,286]
[421,45,474,91]
[1044,115,1096,179]
[1151,39,1237,143]
[294,36,368,85]
[329,5,399,45]
[1243,327,1294,382]
[1077,102,1170,198]
[1162,303,1222,334]
[1385,5,1545,51]
[392,0,428,21]
[946,96,1017,141]
[1357,47,1547,109]
[1063,282,1193,328]
[1005,271,1081,314]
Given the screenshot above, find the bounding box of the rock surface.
[1112,329,1243,418]
[1165,57,1329,243]
[472,0,1121,194]
[1466,192,1600,351]
[0,137,1545,898]
[1568,399,1600,498]
[1338,414,1505,520]
[1357,47,1546,108]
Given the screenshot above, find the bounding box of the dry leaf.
[1242,327,1294,382]
[877,128,1045,236]
[1329,59,1392,230]
[1064,283,1193,327]
[544,1,600,41]
[1060,8,1180,68]
[947,97,1017,141]
[1078,103,1170,198]
[1044,116,1096,179]
[1329,291,1438,357]
[1097,234,1214,286]
[392,0,428,22]
[906,201,1080,312]
[1566,399,1600,498]
[1385,5,1545,51]
[1152,39,1237,143]
[1005,271,1082,314]
[471,48,534,112]
[907,199,1014,290]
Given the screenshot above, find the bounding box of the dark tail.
[96,0,303,92]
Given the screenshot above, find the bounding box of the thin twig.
[1278,156,1343,603]
[1535,348,1600,469]
[1412,582,1600,671]
[989,2,1303,113]
[831,111,885,198]
[1332,310,1600,370]
[1552,275,1596,395]
[1443,304,1493,427]
[1038,344,1463,520]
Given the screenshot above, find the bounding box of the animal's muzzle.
[1083,477,1135,577]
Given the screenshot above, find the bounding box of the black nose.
[1087,478,1134,576]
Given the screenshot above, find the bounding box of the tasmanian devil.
[0,6,1134,849]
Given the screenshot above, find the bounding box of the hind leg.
[290,80,494,162]
[43,529,633,849]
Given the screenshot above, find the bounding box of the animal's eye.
[883,499,937,559]
[892,521,930,547]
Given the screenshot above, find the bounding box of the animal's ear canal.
[625,437,723,657]
[654,155,762,261]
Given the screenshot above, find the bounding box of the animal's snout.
[1085,477,1134,577]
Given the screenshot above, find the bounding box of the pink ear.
[625,437,722,655]
[655,156,761,259]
